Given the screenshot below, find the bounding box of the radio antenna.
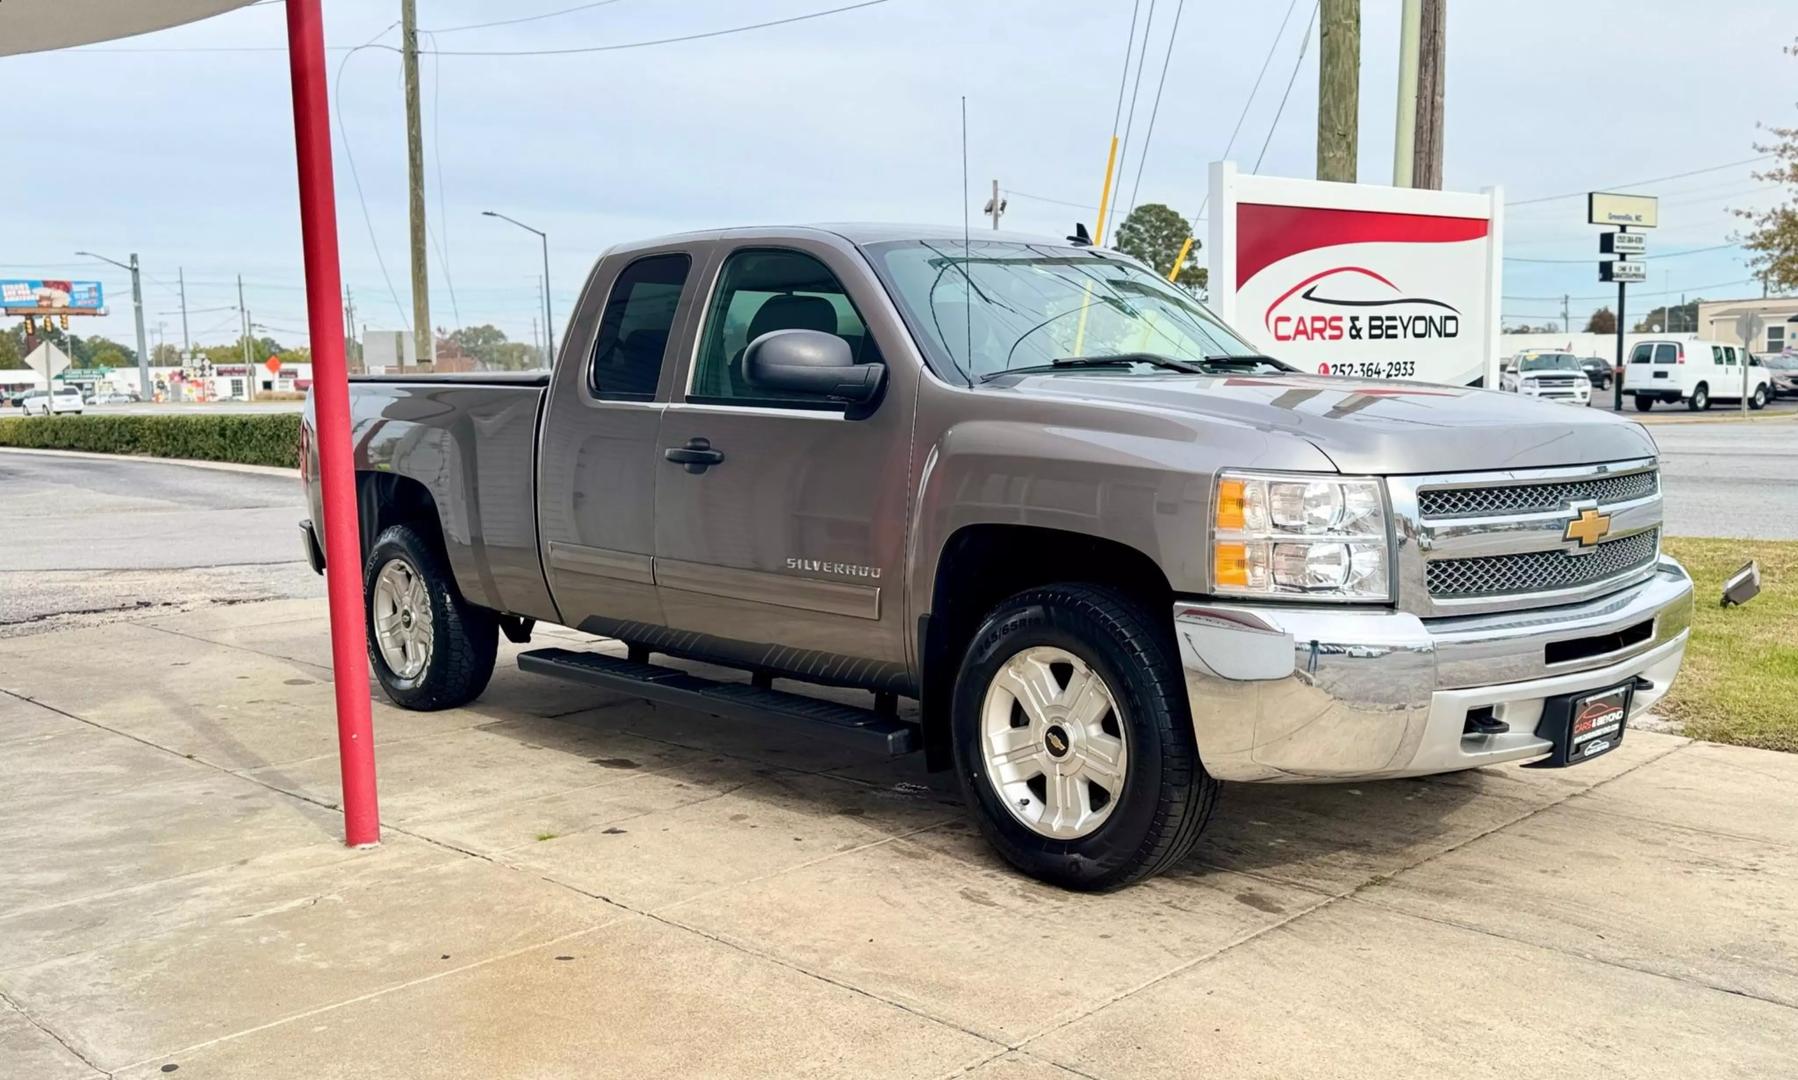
[961,96,973,376]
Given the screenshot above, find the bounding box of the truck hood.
[985,372,1657,474]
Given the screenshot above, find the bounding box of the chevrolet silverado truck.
[301,225,1694,890]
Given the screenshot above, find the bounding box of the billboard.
[1208,162,1503,387]
[1,279,105,314]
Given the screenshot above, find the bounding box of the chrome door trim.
[547,541,655,585]
[656,558,881,621]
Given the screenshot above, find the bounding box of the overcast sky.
[1,0,1789,352]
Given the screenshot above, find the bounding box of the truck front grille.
[1418,469,1659,518]
[1426,528,1660,599]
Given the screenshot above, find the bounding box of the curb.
[0,446,298,478]
[1632,411,1798,426]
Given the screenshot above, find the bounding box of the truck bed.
[349,371,551,386]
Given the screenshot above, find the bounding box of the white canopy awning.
[0,0,253,56]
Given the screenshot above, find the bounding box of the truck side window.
[588,253,691,401]
[689,248,880,408]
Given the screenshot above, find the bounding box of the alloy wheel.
[372,557,434,680]
[979,646,1128,840]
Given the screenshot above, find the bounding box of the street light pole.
[482,210,554,367]
[76,250,151,398]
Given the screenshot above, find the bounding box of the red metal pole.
[285,0,380,846]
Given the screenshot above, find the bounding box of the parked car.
[303,225,1694,890]
[1578,356,1613,390]
[1762,353,1798,399]
[1626,338,1770,411]
[16,386,86,415]
[1499,351,1591,404]
[91,391,141,405]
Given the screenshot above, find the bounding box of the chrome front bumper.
[1173,557,1694,782]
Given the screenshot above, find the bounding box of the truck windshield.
[866,239,1263,382]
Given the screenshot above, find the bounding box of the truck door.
[651,239,916,692]
[538,247,704,634]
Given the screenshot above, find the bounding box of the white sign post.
[1208,161,1504,387]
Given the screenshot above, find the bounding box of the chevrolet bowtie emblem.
[1564,506,1612,548]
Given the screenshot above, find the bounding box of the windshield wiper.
[980,353,1204,382]
[1203,353,1294,371]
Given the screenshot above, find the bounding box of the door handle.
[664,437,724,473]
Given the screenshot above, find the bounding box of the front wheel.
[1750,385,1768,410]
[950,584,1218,890]
[364,523,498,710]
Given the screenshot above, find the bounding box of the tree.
[1632,301,1700,334]
[152,343,184,366]
[1584,307,1617,334]
[445,324,540,370]
[1113,203,1207,295]
[1734,37,1798,293]
[92,347,127,369]
[0,328,21,370]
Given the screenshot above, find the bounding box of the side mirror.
[744,328,885,404]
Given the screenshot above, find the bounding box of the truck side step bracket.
[518,647,919,756]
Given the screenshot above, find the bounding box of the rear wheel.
[950,584,1218,890]
[1633,395,1653,412]
[1750,385,1768,410]
[1688,383,1710,411]
[364,523,498,710]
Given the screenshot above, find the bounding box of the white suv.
[17,386,86,416]
[1500,351,1591,405]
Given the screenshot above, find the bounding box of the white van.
[1625,338,1771,411]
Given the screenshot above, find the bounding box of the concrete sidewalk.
[2,599,1794,1078]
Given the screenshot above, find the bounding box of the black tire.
[950,584,1219,890]
[1633,395,1653,412]
[363,523,498,710]
[1750,385,1768,411]
[1688,383,1709,411]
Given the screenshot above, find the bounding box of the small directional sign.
[1601,260,1647,283]
[1602,232,1647,256]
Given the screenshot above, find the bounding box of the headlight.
[1212,471,1392,601]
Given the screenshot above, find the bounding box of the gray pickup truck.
[301,225,1693,889]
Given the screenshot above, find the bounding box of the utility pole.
[1392,0,1421,186]
[1316,0,1360,183]
[986,179,1005,230]
[178,266,191,361]
[344,289,359,373]
[238,274,254,401]
[531,315,541,368]
[535,277,548,367]
[1412,0,1445,189]
[401,0,432,366]
[1562,295,1570,335]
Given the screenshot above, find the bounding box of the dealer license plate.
[1525,682,1632,768]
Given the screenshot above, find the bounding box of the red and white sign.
[1208,162,1503,387]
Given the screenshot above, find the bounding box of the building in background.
[1695,296,1798,356]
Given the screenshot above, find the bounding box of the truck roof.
[601,223,1084,259]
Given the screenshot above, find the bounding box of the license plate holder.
[1524,682,1633,768]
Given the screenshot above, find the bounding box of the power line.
[333,23,411,329]
[1108,0,1159,237]
[1504,278,1758,304]
[417,0,897,56]
[1123,0,1187,218]
[1504,242,1739,265]
[1504,156,1774,208]
[422,30,462,328]
[1252,0,1320,174]
[426,0,630,34]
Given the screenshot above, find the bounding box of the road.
[1649,420,1798,540]
[1,416,1789,637]
[0,451,320,636]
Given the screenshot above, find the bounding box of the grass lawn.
[1658,537,1798,753]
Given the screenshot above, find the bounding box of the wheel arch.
[916,523,1174,771]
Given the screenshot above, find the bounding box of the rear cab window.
[588,253,691,401]
[1653,343,1678,365]
[1628,344,1652,364]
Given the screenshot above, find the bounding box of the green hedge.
[0,413,302,469]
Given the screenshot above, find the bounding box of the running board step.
[517,647,918,756]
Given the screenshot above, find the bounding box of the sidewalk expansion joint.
[1,986,113,1078]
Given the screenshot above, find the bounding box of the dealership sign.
[1208,162,1503,386]
[1,279,104,313]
